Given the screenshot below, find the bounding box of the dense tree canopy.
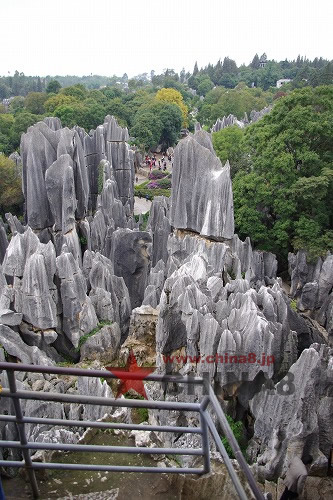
[197,84,273,127]
[232,86,333,263]
[212,126,246,177]
[24,92,48,114]
[155,88,188,127]
[131,100,182,150]
[46,80,61,94]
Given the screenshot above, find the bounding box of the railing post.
[203,412,249,500]
[200,397,211,474]
[6,369,39,499]
[208,385,265,500]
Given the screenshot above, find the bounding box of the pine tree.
[251,54,260,69]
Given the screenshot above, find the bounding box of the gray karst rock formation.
[248,343,333,480]
[170,131,234,240]
[56,246,98,348]
[111,228,152,309]
[289,250,333,340]
[146,196,171,266]
[210,105,272,133]
[211,114,246,132]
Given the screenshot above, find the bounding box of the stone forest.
[0,110,332,499]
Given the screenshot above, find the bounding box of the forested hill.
[0,53,332,98]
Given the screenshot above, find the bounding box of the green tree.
[131,100,182,150]
[54,103,84,128]
[0,114,14,154]
[11,112,40,150]
[131,110,162,150]
[212,126,246,177]
[44,94,78,113]
[60,84,88,101]
[0,83,11,99]
[9,96,25,114]
[251,54,260,69]
[158,102,183,148]
[80,98,106,130]
[46,79,61,94]
[197,78,214,96]
[233,86,333,263]
[24,92,47,114]
[0,155,24,216]
[156,87,188,127]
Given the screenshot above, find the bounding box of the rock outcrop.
[289,251,333,341]
[170,131,234,240]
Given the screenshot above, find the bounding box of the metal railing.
[0,362,264,500]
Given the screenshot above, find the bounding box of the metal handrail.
[0,362,264,500]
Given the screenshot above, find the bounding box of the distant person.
[280,454,312,499]
[135,176,138,183]
[145,194,149,202]
[163,161,167,168]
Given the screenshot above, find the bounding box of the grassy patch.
[221,415,248,460]
[124,392,149,423]
[290,299,297,311]
[56,360,75,367]
[75,320,113,352]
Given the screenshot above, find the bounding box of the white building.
[276,79,291,88]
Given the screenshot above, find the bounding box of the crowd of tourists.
[144,153,173,172]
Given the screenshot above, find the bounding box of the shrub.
[148,169,169,180]
[221,415,247,459]
[147,181,160,189]
[156,177,171,189]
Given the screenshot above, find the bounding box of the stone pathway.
[134,197,151,215]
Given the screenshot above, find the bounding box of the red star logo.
[106,350,155,399]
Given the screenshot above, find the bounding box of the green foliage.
[124,392,148,423]
[197,85,272,127]
[10,112,41,150]
[53,102,84,128]
[79,235,87,246]
[9,96,25,114]
[0,155,24,216]
[131,99,182,150]
[134,211,150,230]
[0,83,11,99]
[233,86,333,263]
[60,84,88,101]
[75,321,113,352]
[134,179,171,200]
[290,299,297,311]
[24,92,48,114]
[212,126,246,177]
[46,80,61,94]
[44,94,78,113]
[221,415,247,459]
